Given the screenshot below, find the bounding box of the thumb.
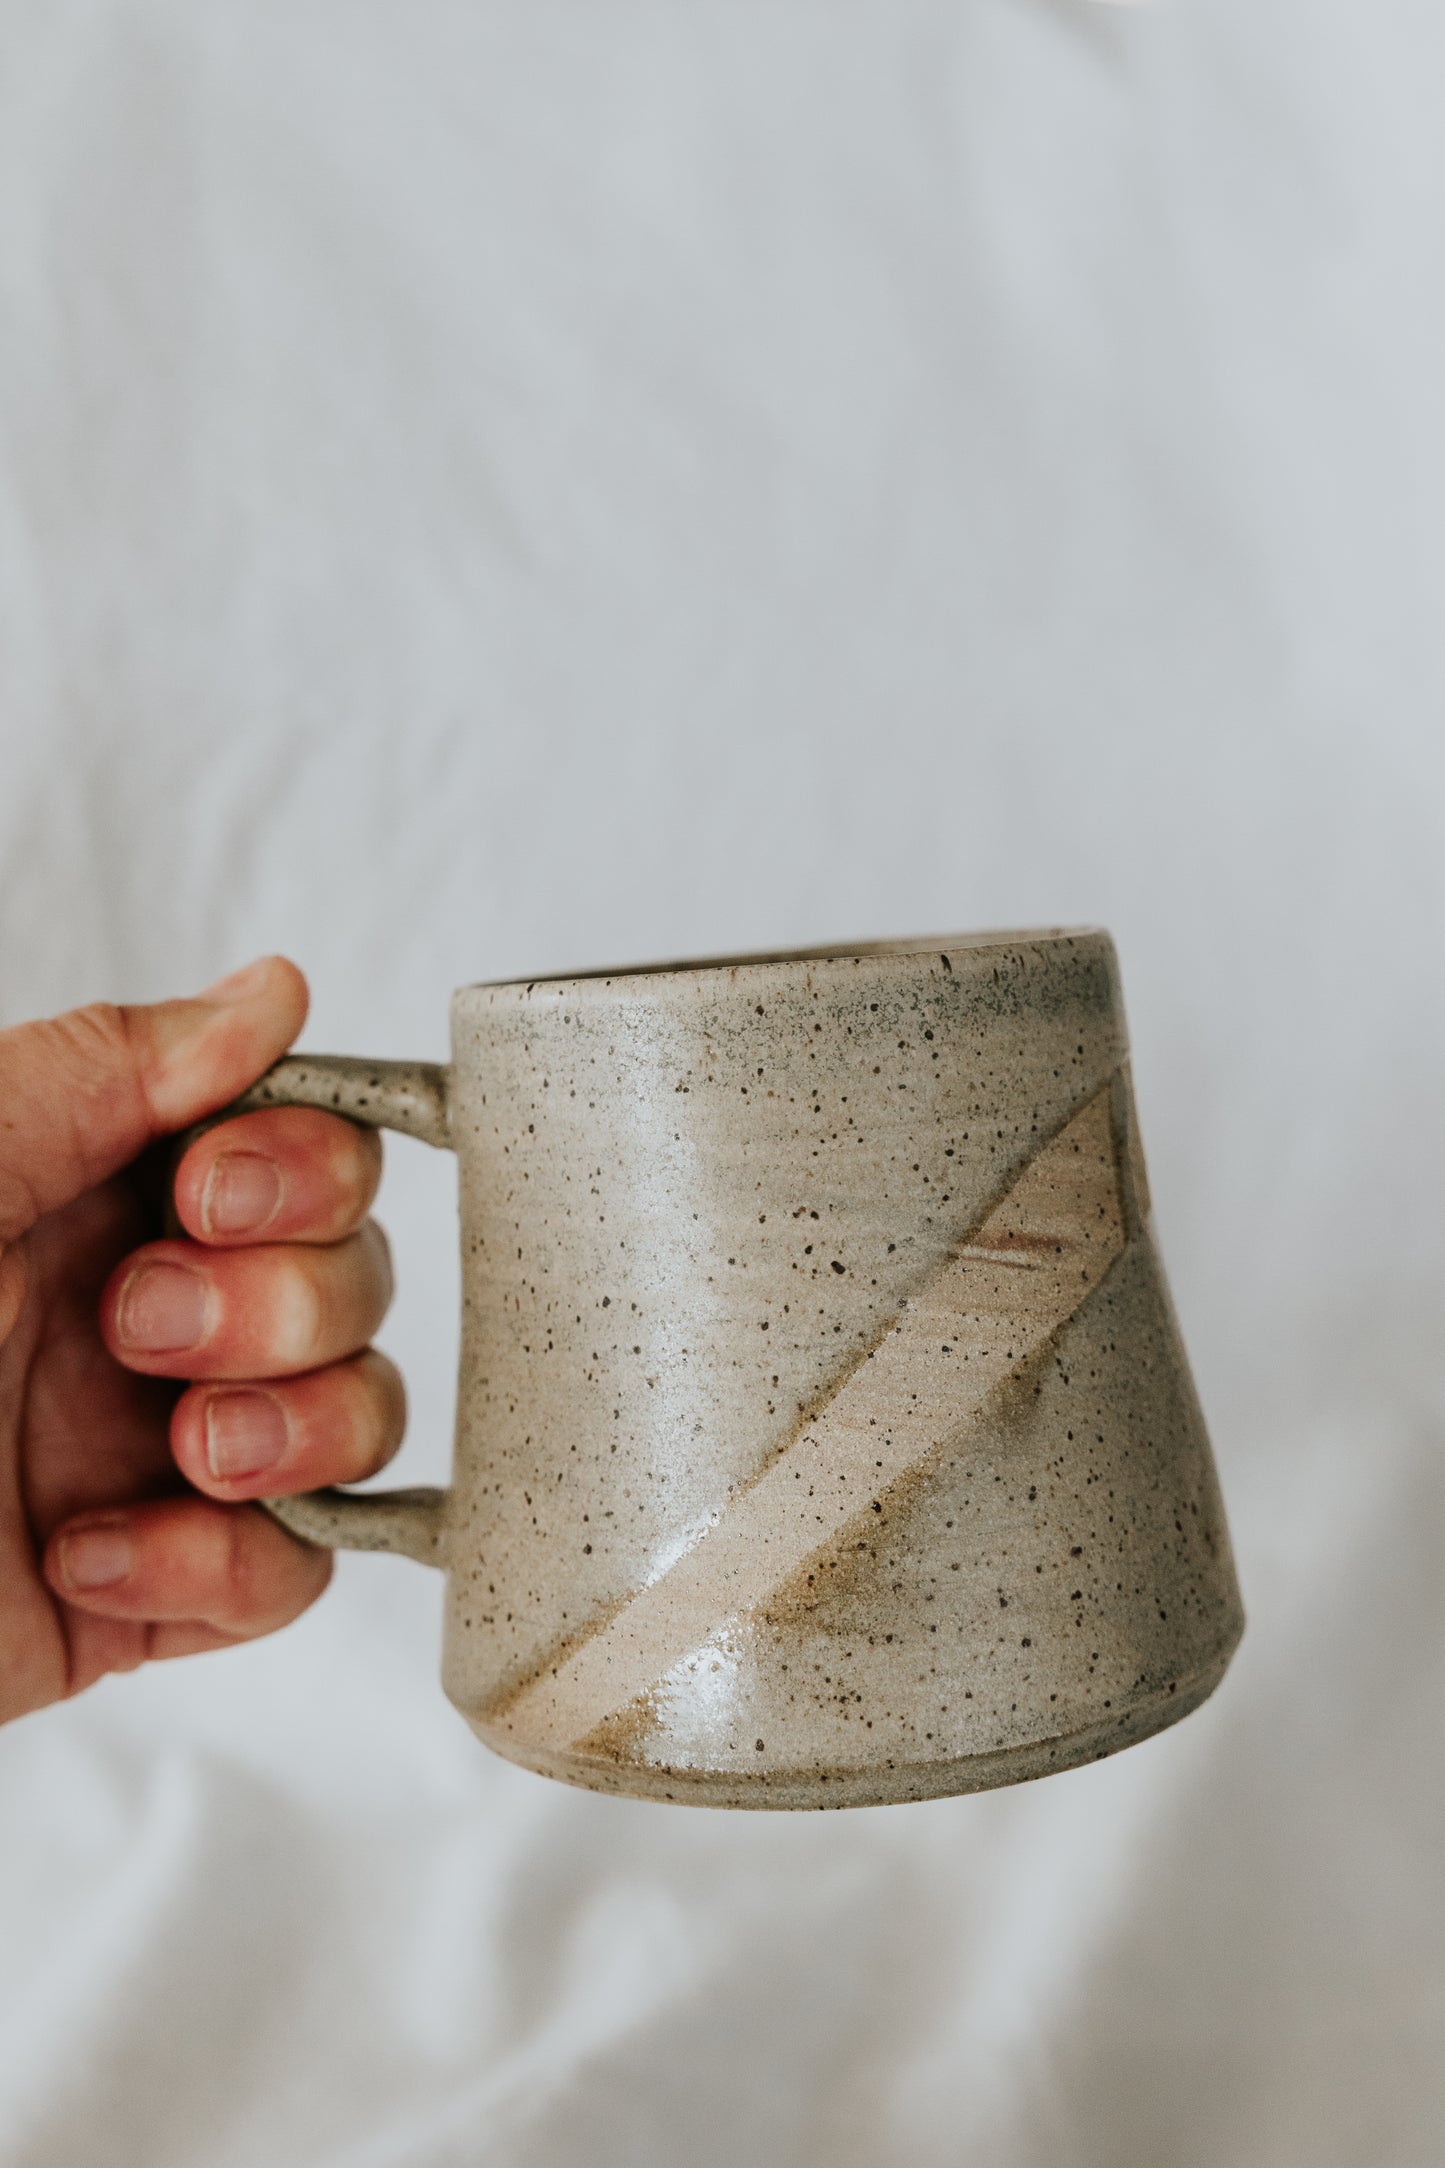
[0,957,309,1243]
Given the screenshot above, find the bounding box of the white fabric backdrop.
[1,2,1442,2162]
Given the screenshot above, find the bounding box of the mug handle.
[212,1054,454,1569]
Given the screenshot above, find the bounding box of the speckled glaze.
[255,932,1243,1808]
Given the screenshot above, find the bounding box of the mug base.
[464,1630,1240,1811]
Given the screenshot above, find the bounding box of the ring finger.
[100,1223,393,1381]
[170,1347,407,1499]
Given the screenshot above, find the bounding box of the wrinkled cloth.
[1,4,1442,2163]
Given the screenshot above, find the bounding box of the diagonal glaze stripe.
[492,1087,1126,1754]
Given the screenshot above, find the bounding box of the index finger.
[173,1107,382,1247]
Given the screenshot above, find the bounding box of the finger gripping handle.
[233,1053,454,1568]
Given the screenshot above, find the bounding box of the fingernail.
[117,1261,210,1353]
[199,958,273,1003]
[202,1152,282,1237]
[206,1389,289,1478]
[59,1520,133,1590]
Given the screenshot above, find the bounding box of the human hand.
[0,958,404,1725]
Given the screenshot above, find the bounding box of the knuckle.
[51,1000,133,1072]
[364,1221,394,1308]
[54,1001,149,1103]
[375,1353,408,1444]
[47,1005,150,1181]
[222,1505,322,1633]
[345,1127,384,1214]
[286,1266,327,1365]
[351,1350,406,1467]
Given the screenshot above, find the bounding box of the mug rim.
[463,925,1110,999]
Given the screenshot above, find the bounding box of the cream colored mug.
[241,931,1243,1808]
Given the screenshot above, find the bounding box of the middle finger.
[101,1224,393,1380]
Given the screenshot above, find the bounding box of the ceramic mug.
[241,931,1243,1808]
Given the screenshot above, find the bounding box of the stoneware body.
[253,931,1243,1809]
